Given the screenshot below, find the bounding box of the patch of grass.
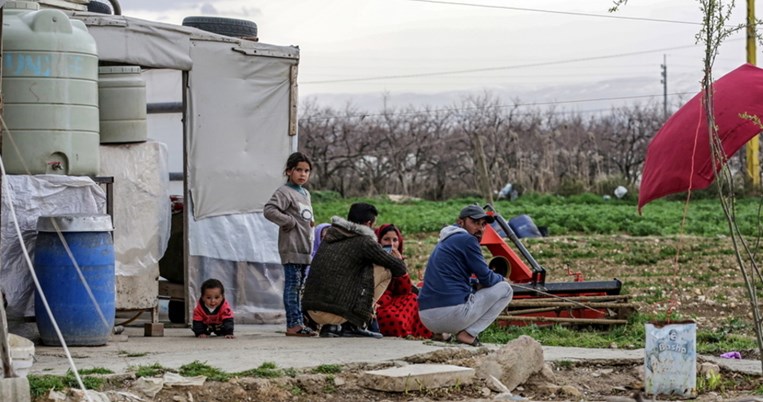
[289,386,304,396]
[323,374,337,393]
[132,363,169,378]
[482,313,654,350]
[311,364,342,374]
[556,360,574,369]
[28,372,105,398]
[236,362,283,378]
[284,367,298,378]
[28,375,67,398]
[697,371,723,392]
[118,351,148,358]
[179,361,231,382]
[78,367,113,375]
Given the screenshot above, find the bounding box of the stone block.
[361,364,474,392]
[144,323,164,337]
[475,335,544,391]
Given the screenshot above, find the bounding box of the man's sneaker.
[319,324,342,338]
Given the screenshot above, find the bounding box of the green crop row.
[312,192,763,237]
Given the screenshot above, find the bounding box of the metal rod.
[503,306,562,315]
[510,302,637,309]
[515,294,630,302]
[487,206,546,276]
[498,315,628,325]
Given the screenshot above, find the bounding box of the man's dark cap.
[458,205,495,223]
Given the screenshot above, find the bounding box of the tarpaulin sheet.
[188,209,280,264]
[0,175,106,318]
[187,40,296,219]
[73,13,193,70]
[188,256,285,324]
[100,141,171,309]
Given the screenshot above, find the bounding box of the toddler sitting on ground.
[192,279,235,339]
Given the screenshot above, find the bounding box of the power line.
[408,0,702,25]
[301,91,694,122]
[301,44,703,84]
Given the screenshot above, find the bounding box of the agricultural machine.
[481,205,634,326]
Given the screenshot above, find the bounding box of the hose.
[115,311,143,327]
[108,0,121,15]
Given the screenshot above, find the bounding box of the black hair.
[200,278,225,296]
[347,202,378,225]
[284,152,312,174]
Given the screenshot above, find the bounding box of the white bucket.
[644,321,697,398]
[8,333,35,378]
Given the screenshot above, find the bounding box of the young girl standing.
[264,152,317,337]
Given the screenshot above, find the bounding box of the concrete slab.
[31,324,446,375]
[361,364,474,392]
[27,326,763,379]
[542,346,644,363]
[701,355,762,376]
[0,377,31,402]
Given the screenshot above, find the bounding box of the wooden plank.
[509,302,638,309]
[288,65,298,136]
[498,315,628,325]
[158,281,185,301]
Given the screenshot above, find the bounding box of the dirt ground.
[37,235,763,401]
[48,355,762,402]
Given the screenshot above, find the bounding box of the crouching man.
[418,205,513,346]
[303,203,407,338]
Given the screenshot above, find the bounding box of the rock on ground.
[474,335,544,391]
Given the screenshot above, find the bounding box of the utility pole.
[746,0,760,189]
[660,54,667,119]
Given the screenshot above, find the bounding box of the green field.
[313,192,762,237]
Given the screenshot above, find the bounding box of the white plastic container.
[8,333,35,377]
[644,321,697,398]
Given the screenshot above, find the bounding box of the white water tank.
[98,66,148,143]
[2,0,100,175]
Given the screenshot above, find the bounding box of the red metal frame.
[480,213,618,326]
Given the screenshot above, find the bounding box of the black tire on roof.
[182,16,258,39]
[87,0,112,14]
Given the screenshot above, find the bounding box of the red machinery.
[481,205,632,326]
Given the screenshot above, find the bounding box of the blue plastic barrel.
[34,215,115,346]
[509,214,543,239]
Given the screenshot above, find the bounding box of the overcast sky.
[115,0,759,110]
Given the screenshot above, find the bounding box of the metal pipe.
[108,0,121,15]
[509,302,638,309]
[147,102,183,114]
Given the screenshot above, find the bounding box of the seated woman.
[374,224,432,339]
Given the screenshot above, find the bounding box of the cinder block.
[144,323,164,337]
[0,377,31,402]
[361,364,474,392]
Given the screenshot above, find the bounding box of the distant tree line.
[299,93,669,200]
